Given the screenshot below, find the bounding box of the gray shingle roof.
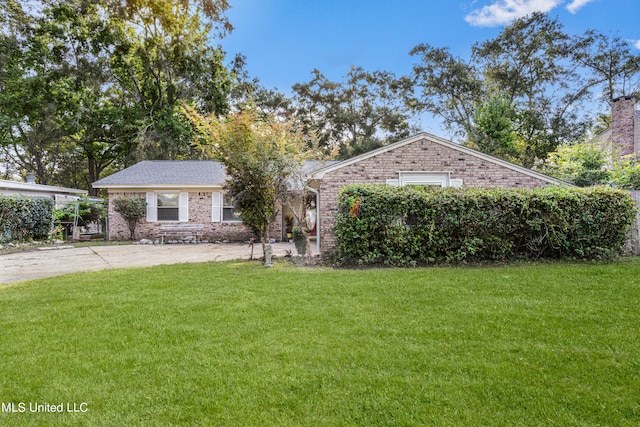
[93,161,227,187]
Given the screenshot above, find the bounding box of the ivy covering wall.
[334,185,636,265]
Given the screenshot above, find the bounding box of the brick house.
[93,160,281,242]
[94,132,568,250]
[307,132,569,254]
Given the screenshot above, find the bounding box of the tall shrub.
[335,185,636,265]
[0,195,54,243]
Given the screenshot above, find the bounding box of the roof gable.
[310,132,570,186]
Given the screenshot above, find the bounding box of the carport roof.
[92,161,227,188]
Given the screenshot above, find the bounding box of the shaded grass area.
[1,260,639,426]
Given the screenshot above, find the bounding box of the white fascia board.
[94,184,224,190]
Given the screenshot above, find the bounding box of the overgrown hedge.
[0,195,54,243]
[335,185,637,265]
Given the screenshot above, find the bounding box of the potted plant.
[285,215,294,239]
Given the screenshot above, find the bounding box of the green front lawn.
[1,260,639,426]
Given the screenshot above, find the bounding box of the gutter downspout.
[306,186,320,257]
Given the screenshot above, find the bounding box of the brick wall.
[611,96,637,158]
[107,191,282,243]
[317,136,558,253]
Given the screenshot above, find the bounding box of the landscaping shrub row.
[0,195,53,243]
[334,185,637,265]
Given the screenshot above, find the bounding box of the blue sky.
[219,0,640,134]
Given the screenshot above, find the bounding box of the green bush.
[334,185,636,266]
[292,226,307,256]
[113,197,146,240]
[0,195,54,243]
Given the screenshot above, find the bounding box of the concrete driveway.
[0,242,295,284]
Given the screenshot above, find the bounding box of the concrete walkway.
[0,242,295,284]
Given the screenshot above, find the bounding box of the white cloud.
[465,0,563,27]
[566,0,595,14]
[634,40,640,50]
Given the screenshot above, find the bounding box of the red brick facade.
[313,135,564,253]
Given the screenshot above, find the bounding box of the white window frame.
[222,192,242,223]
[146,192,188,222]
[399,172,450,187]
[211,191,242,223]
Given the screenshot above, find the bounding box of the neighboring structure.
[0,175,88,208]
[597,95,640,158]
[307,132,570,254]
[92,160,281,242]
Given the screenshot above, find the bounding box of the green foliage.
[186,106,318,251]
[538,144,640,190]
[0,0,236,194]
[0,195,54,243]
[467,95,520,163]
[291,226,306,256]
[54,197,106,237]
[335,185,636,265]
[112,197,146,240]
[408,13,639,166]
[537,143,612,187]
[292,67,415,159]
[611,156,640,190]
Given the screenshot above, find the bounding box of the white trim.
[94,184,224,190]
[306,186,320,257]
[146,192,157,222]
[399,172,450,187]
[211,191,222,222]
[221,192,242,223]
[450,178,464,188]
[178,192,189,222]
[309,132,572,186]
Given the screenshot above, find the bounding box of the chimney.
[611,95,637,158]
[25,172,35,184]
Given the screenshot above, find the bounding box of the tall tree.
[109,0,235,161]
[408,13,593,167]
[407,43,483,139]
[571,30,640,102]
[0,0,71,184]
[185,105,318,256]
[293,67,415,159]
[0,0,237,193]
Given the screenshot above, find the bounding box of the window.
[211,191,242,223]
[146,192,188,222]
[399,172,449,187]
[223,193,241,222]
[157,193,179,221]
[388,173,463,189]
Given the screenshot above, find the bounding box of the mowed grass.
[1,260,640,426]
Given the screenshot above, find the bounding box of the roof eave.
[92,183,225,189]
